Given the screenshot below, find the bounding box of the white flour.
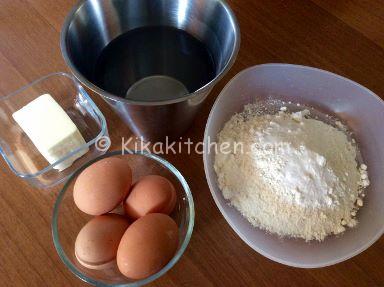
[214,105,369,241]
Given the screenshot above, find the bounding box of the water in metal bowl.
[93,26,216,101]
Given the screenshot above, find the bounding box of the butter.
[12,94,88,171]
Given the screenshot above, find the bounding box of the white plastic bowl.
[203,64,384,268]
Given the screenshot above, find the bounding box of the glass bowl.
[203,64,384,268]
[52,150,194,286]
[0,72,108,189]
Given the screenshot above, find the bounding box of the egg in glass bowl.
[52,150,194,286]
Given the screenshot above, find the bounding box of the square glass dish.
[0,72,109,189]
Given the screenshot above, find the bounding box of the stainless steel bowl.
[61,0,240,141]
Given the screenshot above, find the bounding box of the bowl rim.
[203,63,384,268]
[0,72,108,180]
[52,149,195,286]
[60,0,241,106]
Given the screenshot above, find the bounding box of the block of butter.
[12,94,89,171]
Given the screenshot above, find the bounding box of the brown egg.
[74,157,132,215]
[116,213,179,279]
[75,214,130,270]
[124,175,177,219]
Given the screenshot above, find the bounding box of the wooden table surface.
[1,0,384,286]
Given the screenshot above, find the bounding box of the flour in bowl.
[214,105,369,241]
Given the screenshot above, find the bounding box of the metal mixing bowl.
[61,0,240,141]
